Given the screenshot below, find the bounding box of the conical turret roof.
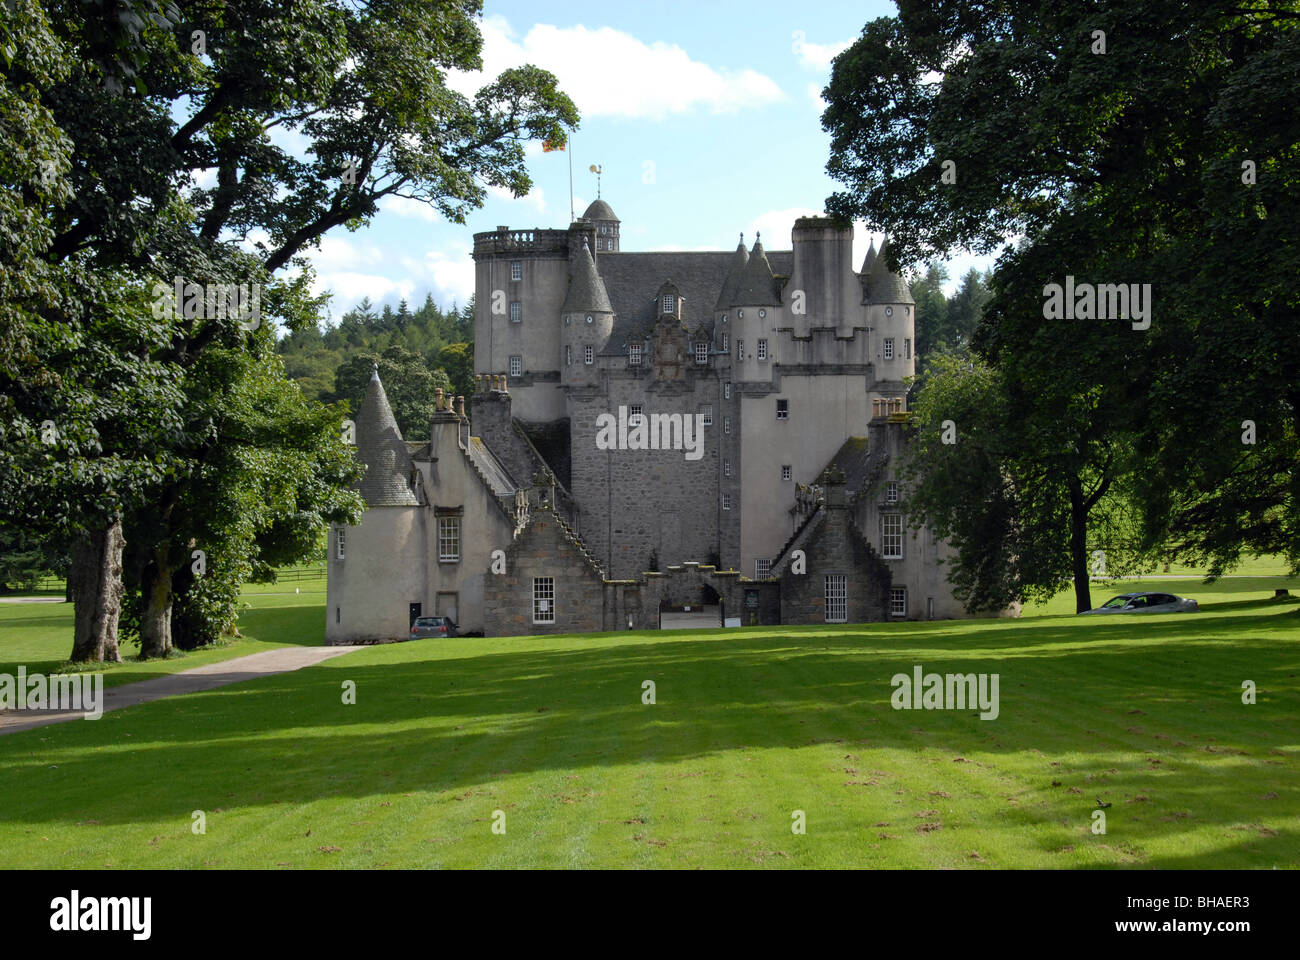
[864,238,914,305]
[860,238,877,274]
[561,239,613,314]
[729,235,781,307]
[355,366,420,507]
[715,234,750,311]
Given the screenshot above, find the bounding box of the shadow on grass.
[1,605,1296,872]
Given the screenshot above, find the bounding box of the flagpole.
[568,126,574,223]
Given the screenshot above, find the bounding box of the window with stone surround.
[438,516,461,562]
[757,339,768,361]
[722,493,732,510]
[776,398,788,421]
[584,345,594,365]
[335,529,345,560]
[891,587,908,617]
[882,513,903,559]
[509,356,522,377]
[883,337,894,360]
[700,404,713,427]
[825,575,847,623]
[628,342,642,366]
[695,342,708,365]
[533,577,555,624]
[511,261,522,281]
[629,404,643,426]
[510,301,522,323]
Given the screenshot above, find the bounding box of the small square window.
[510,301,522,323]
[883,337,894,361]
[757,339,768,361]
[511,261,522,281]
[776,399,789,421]
[584,345,594,365]
[509,355,522,377]
[890,587,908,617]
[781,465,792,481]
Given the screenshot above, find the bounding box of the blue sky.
[273,0,991,324]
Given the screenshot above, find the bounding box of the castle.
[325,198,988,641]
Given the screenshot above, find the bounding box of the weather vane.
[589,164,602,198]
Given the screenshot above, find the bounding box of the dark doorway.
[409,602,422,628]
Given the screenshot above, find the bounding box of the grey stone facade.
[329,199,1018,640]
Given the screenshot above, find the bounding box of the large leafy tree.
[332,346,452,441]
[824,0,1300,600]
[3,0,578,659]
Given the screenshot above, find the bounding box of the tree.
[824,0,1299,587]
[4,1,578,659]
[436,342,475,401]
[333,346,452,441]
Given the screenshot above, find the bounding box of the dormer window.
[662,294,674,315]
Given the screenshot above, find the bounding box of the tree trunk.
[69,518,125,663]
[1067,475,1093,613]
[138,544,174,659]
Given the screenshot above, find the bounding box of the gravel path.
[0,646,362,736]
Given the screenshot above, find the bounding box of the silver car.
[1080,592,1199,615]
[410,615,459,638]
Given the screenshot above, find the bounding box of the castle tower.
[560,238,614,387]
[326,365,427,644]
[863,238,916,395]
[582,198,620,252]
[727,234,780,382]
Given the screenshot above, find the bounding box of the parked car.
[1079,592,1199,615]
[410,615,459,638]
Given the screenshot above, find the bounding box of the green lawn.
[1,572,1297,869]
[0,588,323,688]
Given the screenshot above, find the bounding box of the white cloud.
[807,82,826,112]
[423,250,476,304]
[449,16,786,119]
[379,194,440,222]
[311,271,409,307]
[747,206,882,267]
[792,34,852,72]
[487,183,547,214]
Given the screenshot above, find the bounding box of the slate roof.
[561,239,613,315]
[596,248,793,351]
[860,238,877,274]
[730,238,782,307]
[582,198,619,222]
[355,369,421,507]
[863,238,915,305]
[821,436,874,494]
[714,238,749,310]
[467,437,516,497]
